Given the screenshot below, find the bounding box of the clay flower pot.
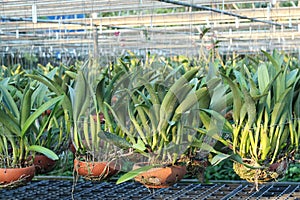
[34,155,57,174]
[133,162,187,188]
[74,158,120,181]
[0,165,35,188]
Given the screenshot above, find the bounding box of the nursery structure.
[1,0,300,61]
[0,0,300,199]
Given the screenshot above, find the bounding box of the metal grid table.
[1,179,299,200]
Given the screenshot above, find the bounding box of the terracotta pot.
[133,162,187,189]
[74,158,120,181]
[0,165,35,188]
[34,155,57,174]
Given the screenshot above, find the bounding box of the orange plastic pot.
[133,162,187,188]
[74,158,120,181]
[0,165,35,188]
[34,155,57,174]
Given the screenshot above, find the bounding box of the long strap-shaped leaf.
[28,145,59,160]
[72,69,90,122]
[21,95,64,137]
[0,84,20,119]
[20,84,34,131]
[242,86,256,126]
[0,109,21,135]
[159,68,199,126]
[172,87,209,122]
[26,73,73,117]
[220,73,242,123]
[158,83,195,141]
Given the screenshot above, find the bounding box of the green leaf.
[0,109,21,135]
[174,87,208,117]
[208,78,229,112]
[199,142,219,154]
[20,84,35,130]
[221,73,242,122]
[260,129,271,161]
[98,130,132,150]
[286,69,298,88]
[261,50,281,71]
[28,145,59,160]
[132,137,146,152]
[229,154,264,169]
[103,102,130,136]
[72,69,90,121]
[65,71,77,80]
[242,86,256,126]
[200,108,233,136]
[257,63,270,93]
[159,68,199,127]
[210,152,263,170]
[27,73,73,117]
[21,95,64,137]
[0,85,19,119]
[116,165,156,184]
[211,153,231,165]
[95,74,106,106]
[32,69,57,106]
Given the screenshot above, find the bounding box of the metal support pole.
[156,0,296,30]
[0,16,97,27]
[93,26,99,59]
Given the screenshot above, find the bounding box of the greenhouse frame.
[0,1,300,199]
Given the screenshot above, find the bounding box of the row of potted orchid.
[0,50,299,189]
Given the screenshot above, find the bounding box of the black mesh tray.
[1,179,299,200]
